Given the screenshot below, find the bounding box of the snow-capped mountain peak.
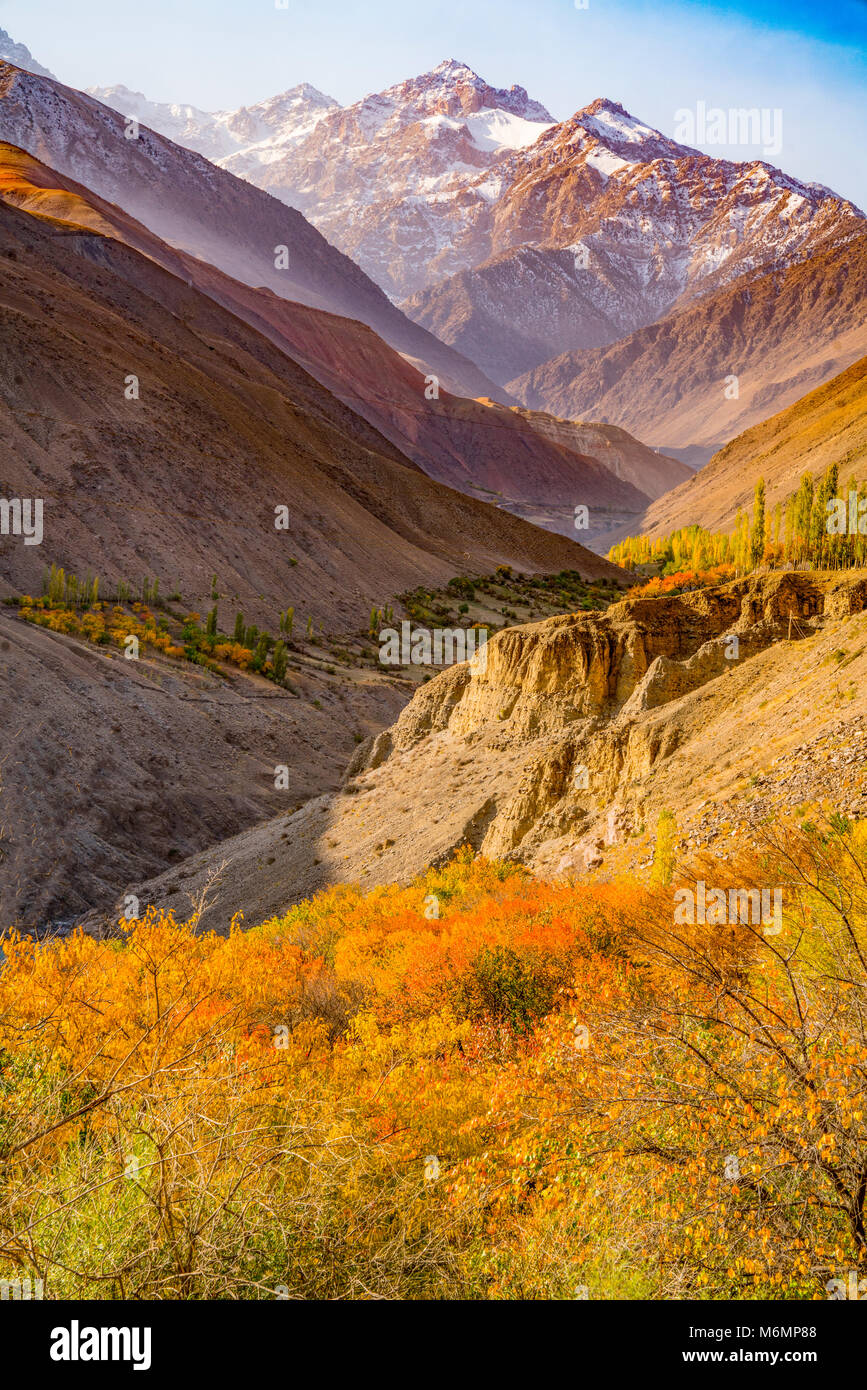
[578,98,693,153]
[206,60,557,296]
[217,83,338,128]
[61,53,864,345]
[0,28,56,79]
[382,58,555,125]
[543,97,698,174]
[432,58,476,77]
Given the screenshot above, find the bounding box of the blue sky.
[3,0,866,206]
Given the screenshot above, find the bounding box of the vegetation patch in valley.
[5,562,622,695]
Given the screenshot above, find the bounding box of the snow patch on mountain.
[584,146,632,179]
[583,105,663,146]
[464,107,555,151]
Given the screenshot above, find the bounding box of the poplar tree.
[750,478,766,568]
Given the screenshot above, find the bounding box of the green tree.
[750,478,766,568]
[253,633,270,669]
[272,641,288,682]
[793,474,814,562]
[50,566,65,605]
[819,460,840,568]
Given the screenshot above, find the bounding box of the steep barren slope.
[0,195,625,626]
[509,233,867,450]
[0,608,406,931]
[619,354,867,541]
[484,403,692,500]
[255,308,651,533]
[0,60,506,403]
[91,572,867,934]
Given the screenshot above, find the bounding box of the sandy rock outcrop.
[84,571,867,935]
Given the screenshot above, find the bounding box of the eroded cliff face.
[91,572,867,934]
[363,572,850,757]
[343,573,836,866]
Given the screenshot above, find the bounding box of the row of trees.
[609,462,867,575]
[39,566,184,608]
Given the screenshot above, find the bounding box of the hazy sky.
[4,0,866,206]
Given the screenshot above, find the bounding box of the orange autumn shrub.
[1,826,866,1300]
[628,563,736,598]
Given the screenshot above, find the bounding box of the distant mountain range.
[86,56,866,458]
[1,32,863,505]
[88,59,556,301]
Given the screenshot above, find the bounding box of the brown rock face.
[96,572,867,935]
[503,410,692,502]
[364,573,824,752]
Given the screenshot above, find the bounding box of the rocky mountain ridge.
[0,27,55,79]
[510,231,867,451]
